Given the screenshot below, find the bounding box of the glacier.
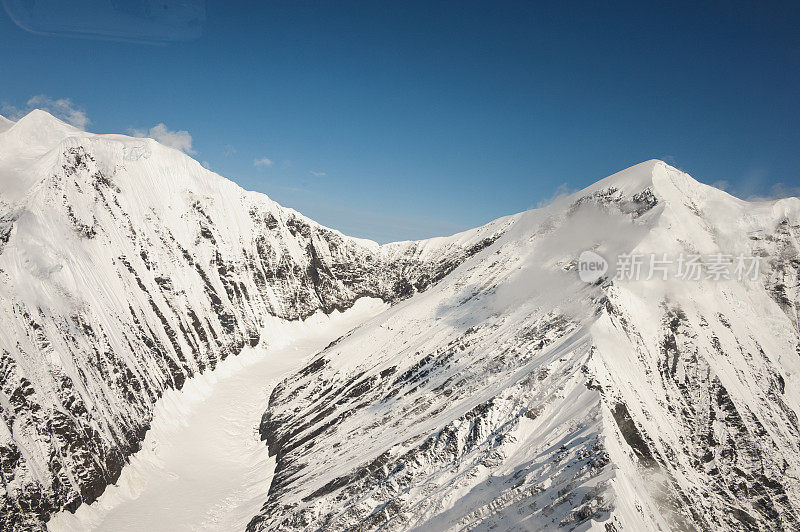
[47,299,387,531]
[1,109,799,531]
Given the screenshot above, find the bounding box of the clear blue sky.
[1,1,799,242]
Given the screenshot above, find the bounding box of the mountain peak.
[1,108,83,155]
[579,159,728,209]
[3,107,800,532]
[0,110,87,203]
[590,159,669,193]
[11,108,79,133]
[0,114,14,134]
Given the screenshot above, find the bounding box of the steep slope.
[248,161,800,531]
[0,110,511,531]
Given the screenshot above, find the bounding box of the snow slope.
[0,110,510,531]
[248,161,800,531]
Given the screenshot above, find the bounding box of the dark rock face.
[0,141,512,531]
[755,218,800,332]
[599,294,800,531]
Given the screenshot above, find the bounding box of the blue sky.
[1,1,799,243]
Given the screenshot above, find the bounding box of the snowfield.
[2,109,800,531]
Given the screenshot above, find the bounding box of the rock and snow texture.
[2,110,800,532]
[0,110,506,531]
[248,161,800,531]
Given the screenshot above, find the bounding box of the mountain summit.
[248,158,800,531]
[1,112,800,531]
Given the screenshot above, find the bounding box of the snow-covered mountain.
[0,110,507,531]
[1,110,800,531]
[246,162,800,530]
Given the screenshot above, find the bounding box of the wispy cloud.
[224,144,236,157]
[309,170,327,177]
[711,180,730,192]
[254,156,274,167]
[2,95,90,129]
[535,182,574,209]
[131,123,196,154]
[745,182,800,201]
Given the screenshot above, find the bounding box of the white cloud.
[2,95,90,129]
[224,144,236,157]
[535,182,574,209]
[131,123,196,154]
[254,156,274,167]
[711,180,730,192]
[0,103,19,120]
[745,183,800,201]
[309,170,327,177]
